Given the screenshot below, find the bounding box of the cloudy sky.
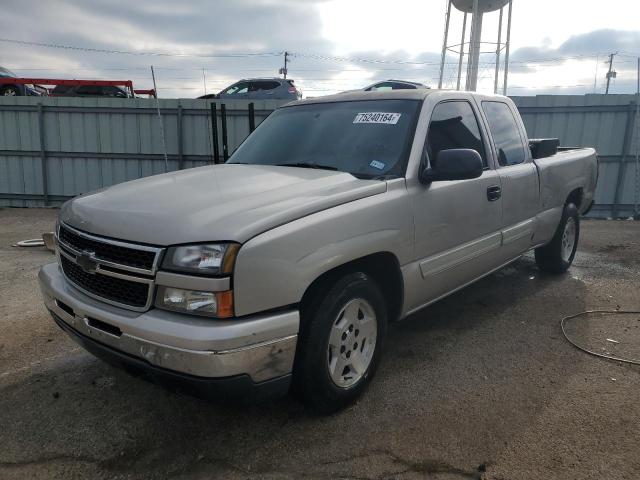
[1,0,640,98]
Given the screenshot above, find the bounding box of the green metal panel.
[2,94,636,217]
[513,94,638,218]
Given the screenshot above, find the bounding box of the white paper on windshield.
[353,112,401,125]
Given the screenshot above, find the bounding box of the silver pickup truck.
[39,90,598,412]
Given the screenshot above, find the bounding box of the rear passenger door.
[480,100,539,258]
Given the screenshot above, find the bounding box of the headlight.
[162,243,239,275]
[156,286,234,318]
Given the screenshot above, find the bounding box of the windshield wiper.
[275,162,338,171]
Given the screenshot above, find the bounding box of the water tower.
[437,0,513,93]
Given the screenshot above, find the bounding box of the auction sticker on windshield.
[353,112,401,125]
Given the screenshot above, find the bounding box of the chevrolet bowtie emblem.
[76,251,97,274]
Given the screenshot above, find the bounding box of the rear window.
[482,101,526,166]
[228,99,421,179]
[366,82,417,91]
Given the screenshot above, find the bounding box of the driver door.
[409,100,504,309]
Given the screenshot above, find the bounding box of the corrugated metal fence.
[1,94,639,218]
[511,94,639,219]
[0,96,288,207]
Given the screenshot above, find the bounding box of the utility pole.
[279,51,289,79]
[605,52,617,94]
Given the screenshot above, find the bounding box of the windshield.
[0,67,16,78]
[228,99,421,179]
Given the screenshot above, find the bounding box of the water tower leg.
[456,12,468,91]
[494,7,504,94]
[465,0,482,91]
[438,0,452,89]
[502,0,513,95]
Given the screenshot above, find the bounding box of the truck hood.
[60,164,387,245]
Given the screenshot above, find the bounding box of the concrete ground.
[1,208,639,480]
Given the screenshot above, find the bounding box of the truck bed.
[534,147,598,216]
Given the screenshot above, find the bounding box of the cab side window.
[223,82,250,95]
[482,101,526,166]
[426,101,486,168]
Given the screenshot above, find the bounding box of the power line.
[2,37,626,69]
[0,38,282,58]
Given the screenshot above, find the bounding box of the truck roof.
[292,89,507,106]
[296,89,433,105]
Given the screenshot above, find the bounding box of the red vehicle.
[0,76,156,98]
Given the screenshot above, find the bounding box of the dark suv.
[51,85,130,98]
[199,78,301,100]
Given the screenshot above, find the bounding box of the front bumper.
[39,262,299,392]
[50,312,291,401]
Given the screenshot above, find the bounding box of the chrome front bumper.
[39,262,299,383]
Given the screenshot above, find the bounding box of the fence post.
[210,103,220,164]
[221,103,229,162]
[37,103,49,206]
[612,102,636,218]
[177,104,184,170]
[248,102,255,132]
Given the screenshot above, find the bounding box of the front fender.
[233,182,413,317]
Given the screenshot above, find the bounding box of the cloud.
[508,29,640,70]
[0,0,334,97]
[2,2,640,98]
[499,29,640,95]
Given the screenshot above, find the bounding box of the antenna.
[438,0,512,92]
[150,66,168,172]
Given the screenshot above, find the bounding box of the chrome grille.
[60,256,150,308]
[59,224,157,271]
[56,223,162,311]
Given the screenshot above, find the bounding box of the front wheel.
[293,272,387,413]
[1,85,21,96]
[535,203,580,273]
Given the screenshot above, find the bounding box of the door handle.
[487,185,501,201]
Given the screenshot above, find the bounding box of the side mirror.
[420,148,484,183]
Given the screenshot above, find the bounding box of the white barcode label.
[353,112,401,124]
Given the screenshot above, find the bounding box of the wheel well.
[566,188,583,209]
[300,252,404,323]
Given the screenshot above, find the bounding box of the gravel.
[1,208,639,480]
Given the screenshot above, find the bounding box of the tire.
[293,272,387,414]
[535,203,580,274]
[1,85,21,96]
